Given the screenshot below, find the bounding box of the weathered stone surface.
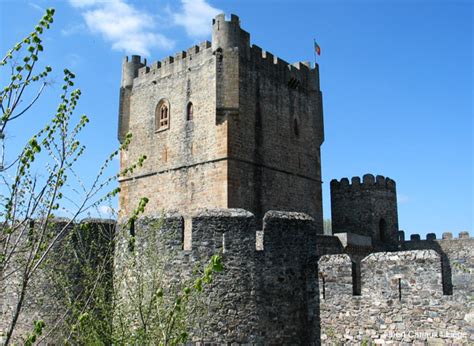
[319,243,473,344]
[113,210,336,344]
[117,13,324,231]
[330,175,399,249]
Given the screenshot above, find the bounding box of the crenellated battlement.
[319,250,445,302]
[121,55,146,88]
[318,244,473,343]
[126,41,214,87]
[403,231,471,242]
[249,44,318,90]
[330,174,396,193]
[122,13,319,91]
[117,209,326,256]
[330,174,399,245]
[113,209,339,344]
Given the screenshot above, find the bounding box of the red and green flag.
[314,39,321,55]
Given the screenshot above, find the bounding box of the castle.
[114,13,472,344]
[2,13,472,345]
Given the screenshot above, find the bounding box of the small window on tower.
[293,118,299,137]
[155,99,170,131]
[187,102,193,121]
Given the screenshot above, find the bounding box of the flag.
[314,40,321,56]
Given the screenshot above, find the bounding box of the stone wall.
[401,231,474,295]
[118,41,228,218]
[224,36,324,225]
[319,236,473,344]
[114,209,341,344]
[4,210,472,344]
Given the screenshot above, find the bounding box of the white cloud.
[68,0,109,9]
[61,23,87,36]
[68,0,174,56]
[173,0,221,38]
[29,2,45,12]
[98,205,114,215]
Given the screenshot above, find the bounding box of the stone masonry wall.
[118,14,325,231]
[257,211,319,344]
[227,38,324,226]
[401,232,473,296]
[118,41,228,218]
[319,237,474,344]
[114,209,342,344]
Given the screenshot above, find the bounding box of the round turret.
[211,13,241,51]
[121,55,145,88]
[330,174,399,249]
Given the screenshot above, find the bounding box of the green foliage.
[452,261,471,274]
[52,213,224,345]
[1,8,55,133]
[111,213,224,345]
[24,320,45,346]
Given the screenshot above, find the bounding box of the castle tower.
[330,174,399,248]
[117,14,324,231]
[118,55,145,142]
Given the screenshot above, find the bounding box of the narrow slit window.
[187,102,193,121]
[398,278,402,301]
[352,261,361,296]
[222,232,226,253]
[128,219,135,252]
[321,274,326,300]
[293,118,299,137]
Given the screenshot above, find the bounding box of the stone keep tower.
[118,14,324,229]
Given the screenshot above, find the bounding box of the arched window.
[186,102,193,121]
[155,99,170,131]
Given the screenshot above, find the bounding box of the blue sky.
[0,0,472,237]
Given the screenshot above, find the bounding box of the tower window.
[156,99,170,131]
[293,118,299,137]
[187,102,193,121]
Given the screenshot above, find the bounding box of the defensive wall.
[114,208,473,344]
[114,209,342,344]
[319,233,474,344]
[2,210,472,344]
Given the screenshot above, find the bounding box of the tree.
[0,9,54,172]
[0,8,121,343]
